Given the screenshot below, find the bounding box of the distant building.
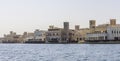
[77,28,91,42]
[0,37,4,43]
[68,30,80,43]
[24,32,34,43]
[107,25,120,40]
[34,29,46,43]
[46,22,79,43]
[3,31,21,43]
[85,19,120,42]
[46,26,62,43]
[86,32,107,42]
[2,18,119,44]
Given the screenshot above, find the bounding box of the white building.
[34,29,46,42]
[107,26,120,40]
[86,32,107,42]
[86,25,120,41]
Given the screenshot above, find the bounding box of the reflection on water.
[0,44,120,61]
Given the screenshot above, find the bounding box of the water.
[0,44,120,61]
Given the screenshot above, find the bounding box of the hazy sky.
[0,0,120,37]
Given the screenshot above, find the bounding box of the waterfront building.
[107,25,120,40]
[78,28,91,42]
[85,32,107,42]
[85,19,120,42]
[46,26,62,43]
[73,20,98,43]
[47,22,80,43]
[34,29,46,43]
[1,18,118,43]
[3,31,21,43]
[19,32,28,43]
[0,38,4,43]
[24,32,34,43]
[68,29,80,43]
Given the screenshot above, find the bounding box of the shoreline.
[1,42,120,44]
[1,40,120,44]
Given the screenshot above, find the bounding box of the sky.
[0,0,120,37]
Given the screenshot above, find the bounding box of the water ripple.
[0,44,119,61]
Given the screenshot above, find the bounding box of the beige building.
[3,31,21,43]
[18,32,34,43]
[75,19,117,42]
[1,19,117,43]
[47,22,80,43]
[78,28,90,42]
[91,19,116,32]
[23,32,34,43]
[0,38,4,43]
[85,19,119,42]
[46,26,62,43]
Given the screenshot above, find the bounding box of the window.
[114,31,116,34]
[112,31,113,34]
[105,31,107,33]
[117,31,119,34]
[53,33,55,36]
[80,38,82,40]
[56,33,58,36]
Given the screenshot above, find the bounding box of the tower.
[75,25,80,30]
[89,20,96,28]
[10,31,13,35]
[62,22,69,43]
[64,22,69,30]
[110,19,116,26]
